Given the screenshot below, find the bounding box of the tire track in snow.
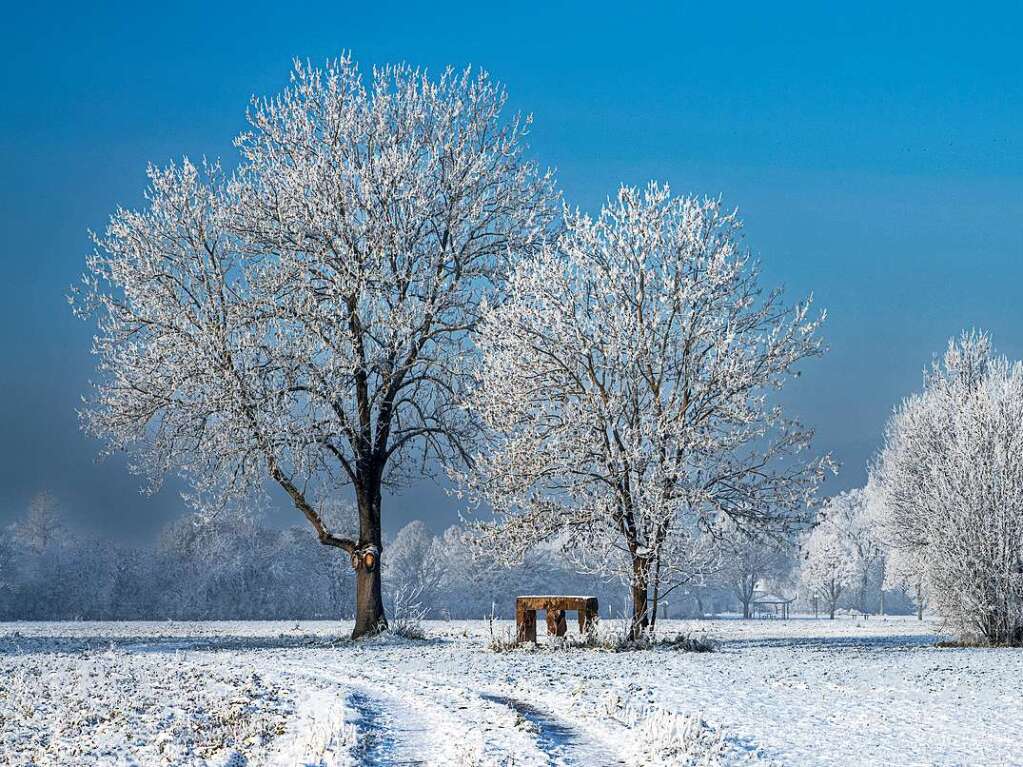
[271,654,621,766]
[346,687,427,766]
[344,665,616,766]
[481,692,626,767]
[345,663,627,765]
[272,660,456,765]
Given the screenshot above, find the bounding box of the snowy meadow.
[3,35,1021,767]
[2,616,1019,766]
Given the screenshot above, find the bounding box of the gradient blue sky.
[1,2,1021,538]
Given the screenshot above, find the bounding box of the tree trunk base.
[352,554,387,639]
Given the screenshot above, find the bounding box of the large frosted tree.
[74,56,555,637]
[874,332,1023,645]
[459,183,830,638]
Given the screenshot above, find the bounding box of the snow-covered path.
[2,617,1020,766]
[343,687,426,766]
[479,692,625,766]
[270,647,629,765]
[275,659,471,765]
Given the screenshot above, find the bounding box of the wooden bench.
[515,595,599,644]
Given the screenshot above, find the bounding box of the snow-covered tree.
[874,331,1023,644]
[74,55,555,637]
[12,491,64,554]
[384,521,447,612]
[800,506,857,619]
[719,533,793,619]
[827,487,886,614]
[459,183,830,638]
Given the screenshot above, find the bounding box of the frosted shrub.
[659,632,716,653]
[388,583,429,641]
[486,622,521,653]
[635,709,732,766]
[875,332,1023,645]
[600,690,757,766]
[487,617,714,653]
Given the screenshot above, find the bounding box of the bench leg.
[555,610,567,637]
[546,609,567,637]
[517,607,537,644]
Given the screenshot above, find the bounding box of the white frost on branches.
[719,531,793,619]
[831,487,887,614]
[73,55,556,636]
[384,521,447,611]
[458,183,830,635]
[873,331,1023,644]
[799,497,858,619]
[800,488,891,617]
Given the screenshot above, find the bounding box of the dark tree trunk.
[737,569,757,620]
[630,556,649,640]
[351,477,387,639]
[353,559,386,638]
[827,580,839,619]
[741,574,753,619]
[648,557,662,634]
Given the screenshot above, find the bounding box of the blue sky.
[1,1,1021,537]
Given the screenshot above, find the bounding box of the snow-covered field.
[1,616,1019,766]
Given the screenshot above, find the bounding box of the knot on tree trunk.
[350,544,380,572]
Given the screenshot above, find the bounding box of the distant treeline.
[0,494,631,622]
[0,493,917,622]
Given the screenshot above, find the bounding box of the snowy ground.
[1,616,1019,766]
